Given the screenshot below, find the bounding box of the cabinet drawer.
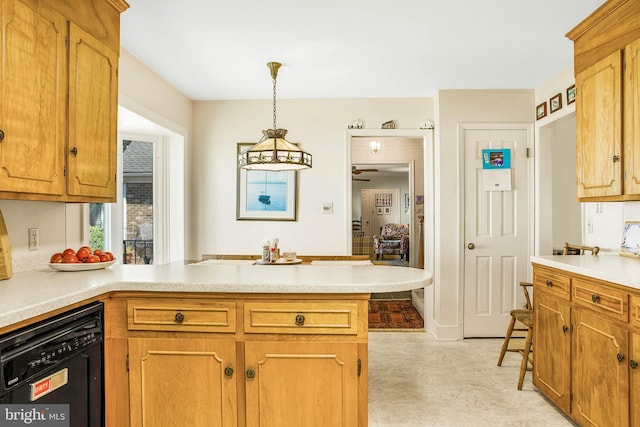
[244,302,358,335]
[534,268,571,300]
[572,279,628,323]
[127,300,236,333]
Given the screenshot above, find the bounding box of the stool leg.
[518,326,533,390]
[498,316,516,366]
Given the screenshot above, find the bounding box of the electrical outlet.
[586,218,593,234]
[28,228,39,251]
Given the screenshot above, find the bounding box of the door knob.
[467,243,475,250]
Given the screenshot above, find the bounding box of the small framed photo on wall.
[536,102,547,120]
[566,84,576,105]
[550,93,562,113]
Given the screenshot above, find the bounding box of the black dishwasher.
[0,301,104,427]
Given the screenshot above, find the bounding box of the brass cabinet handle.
[295,314,305,326]
[591,294,600,303]
[630,360,638,369]
[246,369,255,379]
[562,325,569,333]
[224,367,234,377]
[0,129,4,141]
[613,155,620,163]
[70,147,78,157]
[174,312,185,323]
[546,280,553,287]
[617,353,625,363]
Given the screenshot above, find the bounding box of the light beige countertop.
[0,262,432,329]
[531,255,640,289]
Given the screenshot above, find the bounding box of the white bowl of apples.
[48,246,117,271]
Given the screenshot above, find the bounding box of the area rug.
[368,299,424,331]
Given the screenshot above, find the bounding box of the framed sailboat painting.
[236,143,298,221]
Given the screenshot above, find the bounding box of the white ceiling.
[120,1,606,101]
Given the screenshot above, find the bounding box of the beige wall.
[190,98,432,259]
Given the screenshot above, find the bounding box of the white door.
[463,125,531,337]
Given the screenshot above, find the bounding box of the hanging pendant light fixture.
[238,62,312,171]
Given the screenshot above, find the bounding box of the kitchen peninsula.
[0,262,431,427]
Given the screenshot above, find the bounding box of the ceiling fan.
[351,166,378,182]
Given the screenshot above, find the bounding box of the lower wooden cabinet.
[128,338,237,427]
[244,341,358,427]
[571,309,629,426]
[533,290,571,412]
[532,263,639,427]
[104,294,368,427]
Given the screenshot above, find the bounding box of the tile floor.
[368,331,577,426]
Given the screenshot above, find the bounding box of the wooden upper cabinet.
[0,0,66,197]
[575,50,622,199]
[67,23,118,201]
[568,0,640,201]
[624,39,640,195]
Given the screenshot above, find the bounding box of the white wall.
[190,98,432,259]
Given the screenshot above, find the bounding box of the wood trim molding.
[107,0,130,13]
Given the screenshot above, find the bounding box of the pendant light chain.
[272,76,277,130]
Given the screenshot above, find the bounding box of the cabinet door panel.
[0,0,66,195]
[572,309,629,427]
[245,341,358,427]
[128,338,237,427]
[67,22,117,200]
[625,39,640,195]
[533,292,571,412]
[576,50,622,199]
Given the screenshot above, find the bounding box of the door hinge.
[526,147,531,158]
[357,358,362,377]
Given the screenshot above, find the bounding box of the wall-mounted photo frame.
[620,221,640,258]
[566,84,576,105]
[415,195,424,205]
[376,207,383,215]
[375,193,392,207]
[404,193,410,209]
[536,102,547,120]
[550,93,562,113]
[236,143,297,221]
[384,207,391,215]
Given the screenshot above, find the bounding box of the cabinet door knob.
[546,280,553,287]
[562,325,569,333]
[295,314,305,326]
[617,353,625,363]
[630,360,638,369]
[70,147,78,157]
[246,368,256,379]
[591,294,600,303]
[613,155,620,163]
[174,312,185,323]
[0,129,4,141]
[224,367,234,377]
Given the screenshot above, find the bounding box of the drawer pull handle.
[295,314,305,326]
[617,353,625,363]
[224,367,234,377]
[246,369,255,379]
[174,312,185,323]
[631,360,639,369]
[546,280,552,287]
[562,325,569,333]
[591,294,600,303]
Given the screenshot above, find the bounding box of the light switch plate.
[28,228,39,251]
[321,203,333,214]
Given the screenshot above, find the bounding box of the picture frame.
[384,207,391,215]
[481,149,511,169]
[550,93,562,113]
[404,193,410,209]
[566,84,576,105]
[620,221,640,258]
[415,195,424,205]
[236,143,297,221]
[536,102,547,120]
[376,207,384,215]
[375,193,392,207]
